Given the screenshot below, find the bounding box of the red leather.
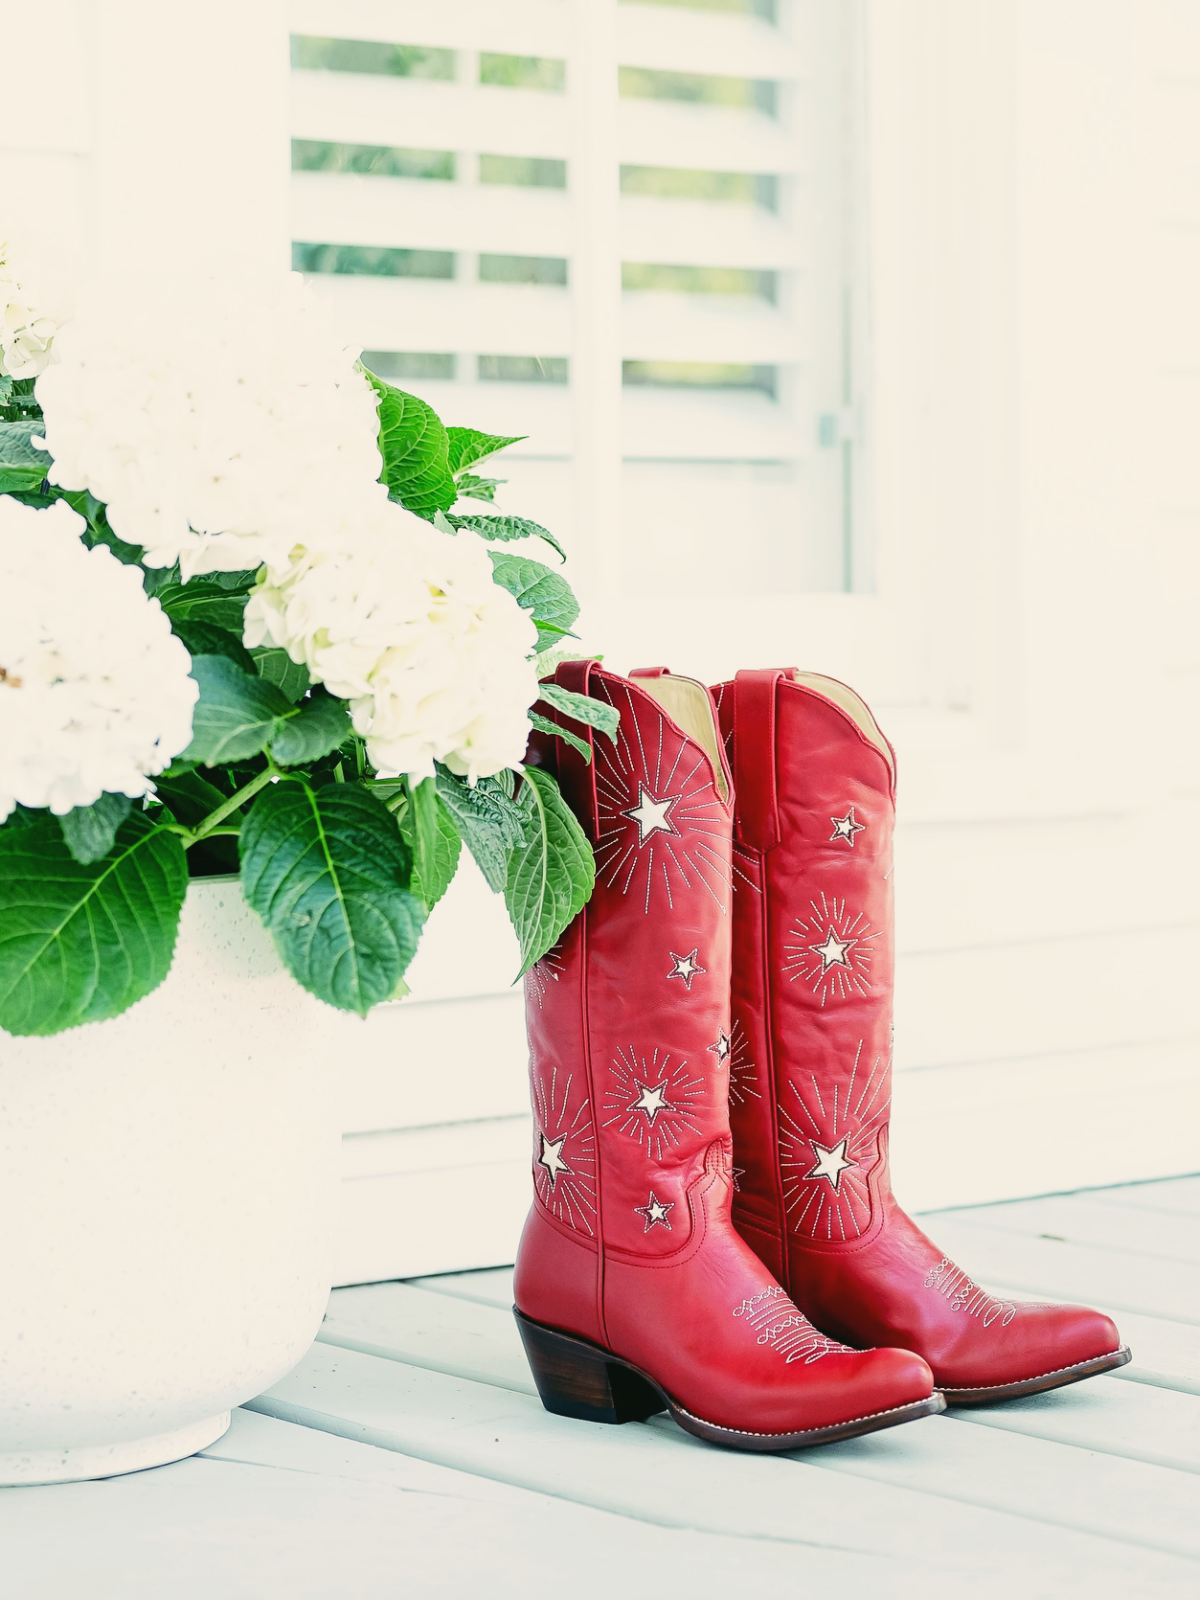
[712,670,1124,1391]
[513,664,936,1435]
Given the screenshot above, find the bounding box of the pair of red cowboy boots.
[514,663,1129,1450]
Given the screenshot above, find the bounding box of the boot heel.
[515,1310,666,1425]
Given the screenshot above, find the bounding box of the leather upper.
[713,670,1123,1390]
[513,663,935,1433]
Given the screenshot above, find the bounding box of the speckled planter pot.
[0,878,341,1486]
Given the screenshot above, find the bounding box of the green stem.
[184,765,278,847]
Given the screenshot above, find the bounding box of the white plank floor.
[4,1176,1200,1598]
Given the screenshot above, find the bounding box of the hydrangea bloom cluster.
[0,242,60,380]
[35,276,384,578]
[244,502,539,781]
[0,496,197,820]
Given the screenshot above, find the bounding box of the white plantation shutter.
[287,0,867,662]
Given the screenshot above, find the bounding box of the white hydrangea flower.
[35,274,385,579]
[0,241,62,380]
[0,496,198,821]
[245,503,539,782]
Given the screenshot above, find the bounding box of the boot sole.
[515,1308,946,1452]
[940,1344,1132,1406]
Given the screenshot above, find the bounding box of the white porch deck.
[6,1174,1200,1599]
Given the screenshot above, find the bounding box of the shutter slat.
[292,74,570,160]
[620,198,803,270]
[292,171,571,257]
[616,5,803,79]
[306,276,572,354]
[618,100,803,173]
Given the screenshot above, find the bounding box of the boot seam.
[941,1349,1127,1390]
[602,1158,717,1271]
[672,1395,930,1439]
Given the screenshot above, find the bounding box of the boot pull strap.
[732,668,794,852]
[548,657,601,842]
[629,665,670,678]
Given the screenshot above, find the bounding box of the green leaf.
[434,767,528,892]
[156,579,250,634]
[365,371,457,521]
[239,779,425,1016]
[0,420,50,493]
[168,617,257,673]
[455,472,502,503]
[488,552,581,651]
[0,812,187,1036]
[0,804,42,831]
[448,513,566,563]
[182,655,292,766]
[58,793,134,865]
[504,768,594,977]
[251,646,311,702]
[529,709,591,763]
[151,768,229,829]
[270,688,353,766]
[398,778,462,912]
[537,682,619,740]
[446,427,525,474]
[536,649,595,679]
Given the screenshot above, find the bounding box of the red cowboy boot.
[709,667,1131,1404]
[512,661,942,1449]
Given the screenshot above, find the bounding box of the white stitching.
[671,1394,938,1439]
[941,1348,1128,1392]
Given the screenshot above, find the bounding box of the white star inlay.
[708,1028,732,1065]
[667,948,705,989]
[810,929,854,971]
[631,1081,672,1124]
[804,1137,856,1190]
[830,808,865,846]
[623,785,679,845]
[536,1132,571,1187]
[635,1190,675,1232]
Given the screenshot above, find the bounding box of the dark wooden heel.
[514,1309,666,1425]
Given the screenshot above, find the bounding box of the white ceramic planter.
[0,878,341,1486]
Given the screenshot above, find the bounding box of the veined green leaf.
[537,682,619,739]
[504,768,594,977]
[0,420,50,493]
[251,646,312,703]
[0,812,187,1036]
[536,649,596,680]
[528,709,591,763]
[58,793,133,865]
[151,768,229,829]
[488,551,581,651]
[168,617,257,673]
[157,580,251,634]
[182,655,292,765]
[446,427,525,474]
[239,779,424,1016]
[365,371,456,520]
[270,688,353,766]
[448,513,566,563]
[455,472,502,503]
[434,766,527,892]
[398,778,462,911]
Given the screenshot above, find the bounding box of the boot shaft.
[713,670,899,1258]
[524,663,737,1260]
